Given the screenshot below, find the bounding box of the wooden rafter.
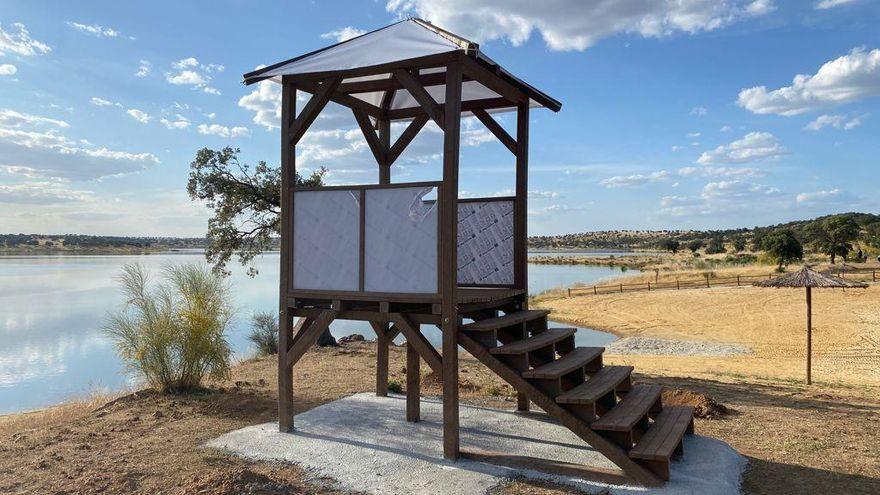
[391,314,442,374]
[460,56,528,105]
[339,72,475,94]
[289,77,342,145]
[299,80,383,119]
[387,97,512,121]
[352,108,387,165]
[472,108,516,155]
[393,69,445,130]
[387,114,430,166]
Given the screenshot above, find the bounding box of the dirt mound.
[662,389,730,419]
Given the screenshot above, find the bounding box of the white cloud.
[720,125,733,132]
[0,108,69,129]
[160,115,190,130]
[126,108,151,124]
[659,179,782,216]
[90,96,119,107]
[239,79,282,130]
[0,182,93,205]
[815,0,858,9]
[697,131,786,164]
[135,59,151,77]
[0,108,158,180]
[690,106,708,116]
[678,166,763,179]
[386,0,774,51]
[687,131,701,138]
[0,22,51,56]
[804,113,864,131]
[599,170,669,188]
[66,22,126,38]
[321,27,367,42]
[197,123,250,138]
[796,188,840,203]
[0,64,16,76]
[738,47,880,115]
[165,57,223,95]
[671,145,685,151]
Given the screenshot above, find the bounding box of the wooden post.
[375,117,392,396]
[514,102,531,412]
[593,286,598,295]
[407,342,421,422]
[440,60,463,461]
[806,286,812,385]
[705,273,710,288]
[278,78,296,432]
[677,279,680,290]
[567,287,571,298]
[737,275,741,286]
[620,283,623,293]
[873,269,876,282]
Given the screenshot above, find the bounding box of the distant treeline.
[528,212,880,259]
[0,234,210,251]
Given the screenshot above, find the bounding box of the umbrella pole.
[806,286,812,385]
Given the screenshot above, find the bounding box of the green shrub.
[103,263,233,393]
[388,380,403,394]
[248,311,279,355]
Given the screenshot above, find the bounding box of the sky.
[0,0,879,237]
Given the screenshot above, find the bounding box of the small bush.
[103,263,233,393]
[388,380,403,394]
[248,311,279,355]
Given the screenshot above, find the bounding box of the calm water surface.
[0,252,631,414]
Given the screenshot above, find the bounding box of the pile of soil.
[662,388,730,419]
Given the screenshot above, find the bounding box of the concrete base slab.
[207,393,745,495]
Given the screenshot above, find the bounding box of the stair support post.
[406,343,421,422]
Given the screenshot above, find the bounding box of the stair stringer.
[458,331,663,487]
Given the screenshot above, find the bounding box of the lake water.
[0,252,630,414]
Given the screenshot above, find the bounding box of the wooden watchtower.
[243,19,693,486]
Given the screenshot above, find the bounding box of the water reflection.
[0,252,628,414]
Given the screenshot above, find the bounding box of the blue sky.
[1,0,878,236]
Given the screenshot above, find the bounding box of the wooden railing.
[566,268,879,297]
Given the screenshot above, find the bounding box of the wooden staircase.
[457,308,694,485]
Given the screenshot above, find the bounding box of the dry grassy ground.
[1,340,879,494]
[534,268,880,385]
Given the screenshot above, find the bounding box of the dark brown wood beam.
[393,69,445,130]
[440,61,463,461]
[387,97,513,121]
[391,314,442,374]
[407,344,421,422]
[339,72,475,94]
[472,108,516,155]
[278,77,296,433]
[283,310,337,369]
[460,55,528,105]
[387,114,429,166]
[289,77,342,145]
[352,108,387,165]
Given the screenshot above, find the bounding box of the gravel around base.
[606,337,752,357]
[207,393,746,495]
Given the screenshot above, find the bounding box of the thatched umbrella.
[754,266,867,384]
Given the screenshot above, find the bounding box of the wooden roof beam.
[387,114,430,166]
[386,97,512,121]
[393,69,445,130]
[352,108,387,165]
[460,56,528,105]
[339,72,475,94]
[472,108,516,155]
[289,77,343,145]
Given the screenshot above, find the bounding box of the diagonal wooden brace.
[284,310,337,369]
[391,313,442,374]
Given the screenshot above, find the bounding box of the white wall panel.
[364,187,438,293]
[293,190,360,291]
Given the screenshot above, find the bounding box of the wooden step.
[628,405,694,480]
[490,327,576,355]
[592,384,663,432]
[522,347,604,379]
[461,309,550,332]
[556,366,633,405]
